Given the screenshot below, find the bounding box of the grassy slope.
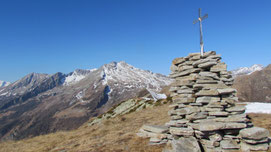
[0,103,170,152]
[0,102,271,152]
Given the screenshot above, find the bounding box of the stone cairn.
[163,51,270,152]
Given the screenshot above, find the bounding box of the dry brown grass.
[0,103,170,152]
[1,103,271,152]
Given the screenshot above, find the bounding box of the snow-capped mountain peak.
[63,69,97,86]
[231,64,264,78]
[0,80,10,88]
[100,61,172,92]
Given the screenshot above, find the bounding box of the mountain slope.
[231,64,264,78]
[233,64,271,102]
[0,61,172,140]
[0,80,10,88]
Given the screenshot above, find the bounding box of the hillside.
[1,98,271,152]
[0,99,171,152]
[233,64,271,102]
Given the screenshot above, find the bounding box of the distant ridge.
[231,64,264,78]
[0,80,10,88]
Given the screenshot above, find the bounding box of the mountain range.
[0,62,268,140]
[231,64,264,78]
[0,61,172,140]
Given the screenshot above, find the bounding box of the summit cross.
[193,8,208,56]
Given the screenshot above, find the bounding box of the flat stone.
[177,89,194,94]
[175,119,190,124]
[210,62,227,72]
[193,59,217,67]
[220,139,240,149]
[242,137,268,144]
[171,69,201,78]
[170,115,183,120]
[214,114,248,123]
[196,79,218,84]
[200,139,219,148]
[241,142,269,151]
[176,74,198,81]
[190,55,201,61]
[177,106,200,115]
[202,107,223,112]
[189,103,203,106]
[221,77,234,82]
[226,105,246,112]
[137,129,167,139]
[206,54,221,59]
[193,83,228,90]
[203,51,216,58]
[178,65,194,71]
[169,127,194,136]
[222,98,236,105]
[223,123,247,129]
[198,61,217,68]
[173,97,195,104]
[196,96,220,103]
[195,121,224,131]
[171,137,201,152]
[240,127,270,140]
[195,90,219,96]
[208,111,229,116]
[199,72,219,80]
[149,137,162,143]
[217,88,237,95]
[166,120,187,127]
[172,57,186,65]
[174,80,195,87]
[142,125,169,133]
[186,112,208,120]
[206,101,227,108]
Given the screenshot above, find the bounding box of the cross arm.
[193,19,199,24]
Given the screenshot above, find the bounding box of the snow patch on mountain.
[231,64,264,78]
[64,69,97,85]
[0,80,10,88]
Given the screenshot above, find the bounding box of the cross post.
[193,8,208,56]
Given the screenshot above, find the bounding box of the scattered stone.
[141,125,169,134]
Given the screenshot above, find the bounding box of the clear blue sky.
[0,0,270,82]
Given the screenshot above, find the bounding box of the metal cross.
[193,8,208,56]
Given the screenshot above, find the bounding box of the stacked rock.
[165,51,270,152]
[137,125,169,145]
